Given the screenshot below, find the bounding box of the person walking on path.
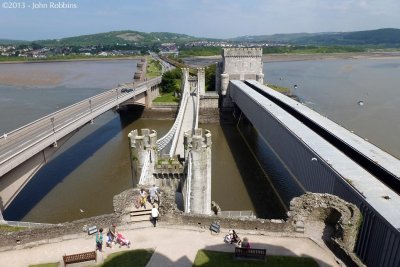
[149,184,159,204]
[106,223,117,248]
[151,204,159,227]
[96,228,104,252]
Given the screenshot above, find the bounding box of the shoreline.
[0,56,143,65]
[184,51,400,64]
[263,51,400,62]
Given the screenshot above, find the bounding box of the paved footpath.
[0,222,340,267]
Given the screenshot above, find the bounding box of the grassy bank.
[153,91,179,103]
[146,57,162,78]
[0,224,26,233]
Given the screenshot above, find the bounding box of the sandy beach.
[0,68,64,87]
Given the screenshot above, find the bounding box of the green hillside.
[35,30,203,47]
[232,28,400,46]
[2,28,400,48]
[0,39,29,45]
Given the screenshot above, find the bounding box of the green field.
[153,92,179,103]
[146,58,162,78]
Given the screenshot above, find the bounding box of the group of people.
[94,186,162,253]
[95,223,131,252]
[137,185,160,227]
[137,184,159,209]
[224,229,250,248]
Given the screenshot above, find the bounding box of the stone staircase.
[127,202,158,223]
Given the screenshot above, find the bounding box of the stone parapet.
[222,48,263,58]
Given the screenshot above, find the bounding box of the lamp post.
[50,117,57,147]
[89,99,93,124]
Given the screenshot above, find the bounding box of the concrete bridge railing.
[0,77,161,178]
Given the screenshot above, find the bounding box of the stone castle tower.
[216,48,264,96]
[184,128,212,215]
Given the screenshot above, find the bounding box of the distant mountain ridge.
[1,28,400,46]
[34,30,215,46]
[232,28,400,46]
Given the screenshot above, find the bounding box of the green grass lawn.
[153,92,179,103]
[99,249,153,267]
[146,58,162,78]
[193,250,319,267]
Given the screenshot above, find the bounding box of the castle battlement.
[222,48,263,58]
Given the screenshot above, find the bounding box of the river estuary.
[1,57,400,223]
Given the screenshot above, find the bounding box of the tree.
[205,64,216,91]
[160,68,182,94]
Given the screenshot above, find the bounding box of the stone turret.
[197,67,205,95]
[216,48,264,96]
[128,129,158,185]
[184,128,212,215]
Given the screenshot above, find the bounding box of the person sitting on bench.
[241,237,251,249]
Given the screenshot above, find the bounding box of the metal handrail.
[194,76,200,129]
[156,71,190,154]
[0,76,161,141]
[138,151,151,185]
[185,152,193,213]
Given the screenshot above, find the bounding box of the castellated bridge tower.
[184,129,212,215]
[128,129,158,186]
[216,48,264,106]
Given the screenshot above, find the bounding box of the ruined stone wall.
[290,193,364,267]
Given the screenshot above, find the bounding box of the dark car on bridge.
[121,88,133,93]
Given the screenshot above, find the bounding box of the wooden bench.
[234,247,266,260]
[63,251,97,265]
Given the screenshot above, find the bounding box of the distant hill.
[0,39,29,45]
[2,28,400,47]
[35,30,211,47]
[232,28,400,46]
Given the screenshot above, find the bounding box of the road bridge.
[0,77,161,212]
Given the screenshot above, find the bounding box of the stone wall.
[199,93,219,123]
[290,193,364,267]
[0,183,364,266]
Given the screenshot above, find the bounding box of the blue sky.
[1,0,399,40]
